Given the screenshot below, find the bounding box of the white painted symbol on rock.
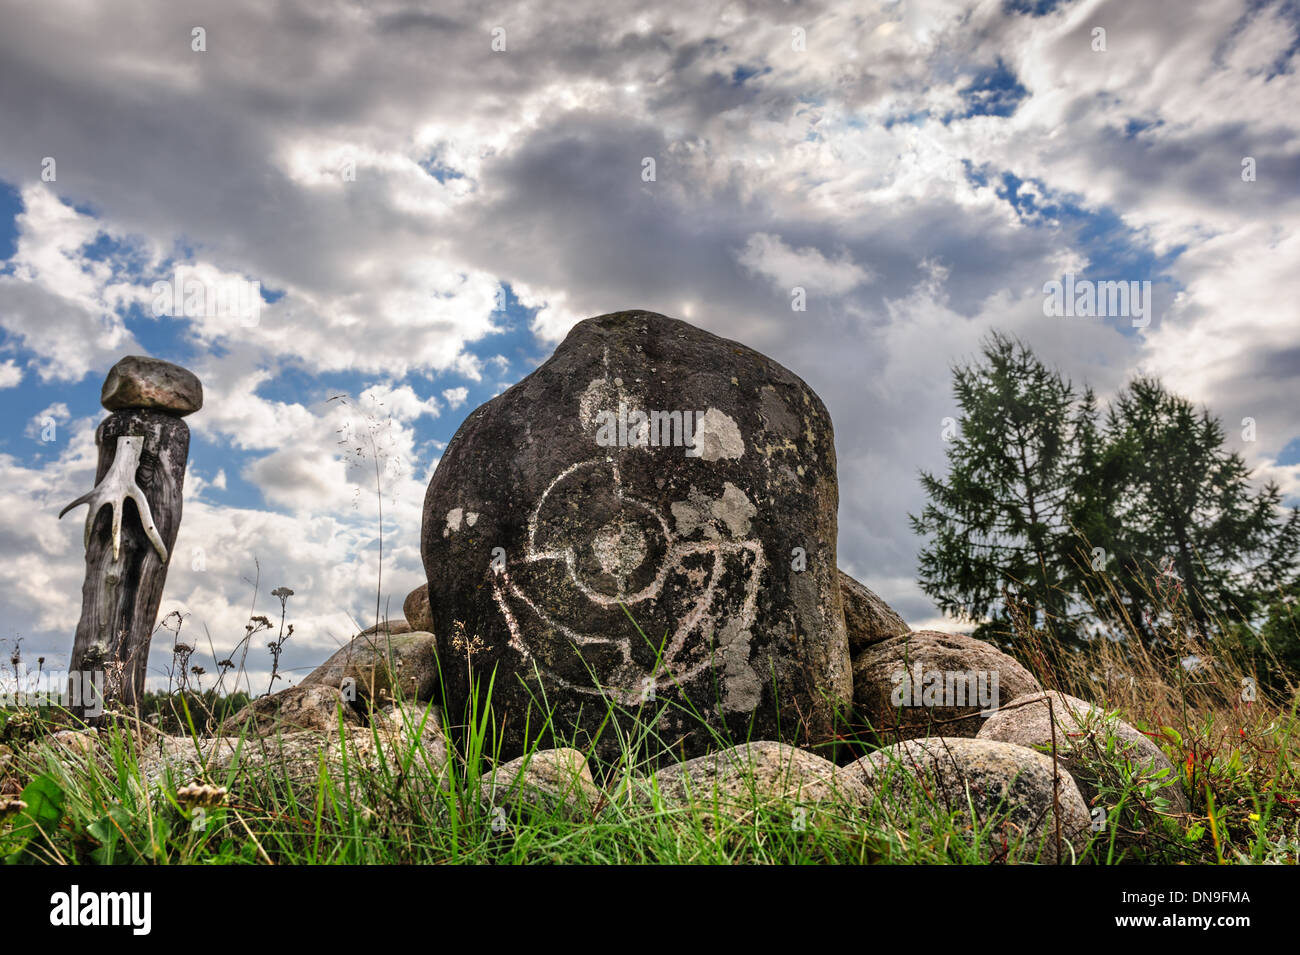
[492,459,764,708]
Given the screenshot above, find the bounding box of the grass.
[2,657,1296,864]
[3,558,1299,865]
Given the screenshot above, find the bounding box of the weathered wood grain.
[67,409,189,717]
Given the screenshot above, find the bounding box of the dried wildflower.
[450,619,486,656]
[264,593,295,694]
[176,782,227,809]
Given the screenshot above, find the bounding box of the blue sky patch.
[0,181,21,263]
[420,154,466,183]
[1003,0,1072,16]
[953,60,1029,119]
[730,64,771,87]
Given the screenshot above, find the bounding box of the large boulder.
[977,690,1188,813]
[299,629,439,704]
[852,630,1040,742]
[839,569,909,651]
[848,737,1091,864]
[422,311,851,761]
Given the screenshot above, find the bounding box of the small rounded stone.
[403,583,433,632]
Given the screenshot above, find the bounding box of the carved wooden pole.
[60,356,201,719]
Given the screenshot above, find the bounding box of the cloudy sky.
[1,0,1297,692]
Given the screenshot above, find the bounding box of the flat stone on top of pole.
[101,355,203,416]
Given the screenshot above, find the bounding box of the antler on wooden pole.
[60,356,201,721]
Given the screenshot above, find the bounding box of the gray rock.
[223,683,363,736]
[840,569,909,651]
[49,729,100,756]
[422,311,851,761]
[482,748,601,818]
[100,355,203,416]
[363,701,449,786]
[357,619,412,637]
[403,583,433,633]
[853,630,1040,742]
[139,702,448,789]
[299,629,438,704]
[633,741,867,824]
[134,733,242,786]
[848,737,1091,863]
[977,690,1188,813]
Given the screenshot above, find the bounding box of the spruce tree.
[1102,377,1300,642]
[910,333,1088,645]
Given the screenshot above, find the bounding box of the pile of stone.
[121,311,1186,861]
